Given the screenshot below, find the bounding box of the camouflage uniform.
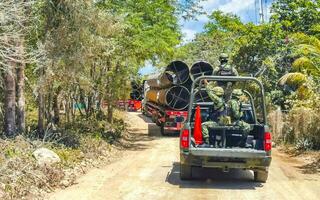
[213,53,239,77]
[201,85,228,144]
[213,53,239,100]
[227,89,252,146]
[213,64,239,77]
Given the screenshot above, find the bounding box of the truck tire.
[151,115,156,123]
[254,170,268,183]
[180,164,192,180]
[155,119,161,126]
[160,124,167,136]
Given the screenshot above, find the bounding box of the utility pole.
[259,0,264,24]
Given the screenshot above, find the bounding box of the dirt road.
[49,112,320,200]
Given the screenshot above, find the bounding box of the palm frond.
[292,57,320,75]
[278,72,307,88]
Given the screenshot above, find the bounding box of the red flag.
[194,105,203,145]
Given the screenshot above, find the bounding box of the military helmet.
[211,86,225,96]
[219,53,229,61]
[232,89,243,98]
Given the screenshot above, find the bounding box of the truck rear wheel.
[160,124,167,136]
[180,164,192,180]
[151,115,156,123]
[155,118,161,126]
[254,170,268,183]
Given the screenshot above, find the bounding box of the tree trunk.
[38,67,45,137]
[38,92,45,137]
[16,42,26,133]
[3,62,16,137]
[107,103,113,123]
[52,91,60,124]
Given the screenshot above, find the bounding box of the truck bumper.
[180,148,272,170]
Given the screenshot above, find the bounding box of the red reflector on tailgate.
[180,129,189,149]
[264,132,272,151]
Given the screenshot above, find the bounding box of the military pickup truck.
[179,76,272,182]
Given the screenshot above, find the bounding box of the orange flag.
[194,105,203,145]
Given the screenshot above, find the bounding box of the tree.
[0,1,33,137]
[270,0,320,36]
[291,33,320,76]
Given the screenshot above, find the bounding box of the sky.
[139,0,273,75]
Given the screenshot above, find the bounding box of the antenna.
[259,0,264,24]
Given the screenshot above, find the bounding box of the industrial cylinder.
[146,89,159,103]
[158,86,190,110]
[166,61,190,85]
[146,61,190,89]
[146,72,173,89]
[190,61,214,81]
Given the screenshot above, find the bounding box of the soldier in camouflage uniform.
[213,53,239,77]
[227,89,252,147]
[201,82,229,145]
[213,53,239,100]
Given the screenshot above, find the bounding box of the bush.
[287,106,320,149]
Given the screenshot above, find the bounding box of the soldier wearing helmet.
[228,89,244,121]
[227,89,252,147]
[213,53,239,77]
[212,53,239,100]
[200,82,230,146]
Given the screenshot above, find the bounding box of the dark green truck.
[179,76,272,182]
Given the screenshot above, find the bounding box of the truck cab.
[180,76,272,182]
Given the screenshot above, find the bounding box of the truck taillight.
[166,111,174,115]
[264,132,272,151]
[180,129,189,149]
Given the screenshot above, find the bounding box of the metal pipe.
[190,61,214,81]
[166,61,190,85]
[146,86,190,110]
[146,61,190,89]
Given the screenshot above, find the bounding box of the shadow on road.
[136,114,161,137]
[118,134,155,151]
[165,162,263,190]
[295,160,320,175]
[138,114,153,123]
[137,114,180,137]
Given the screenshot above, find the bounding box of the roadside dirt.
[48,112,320,200]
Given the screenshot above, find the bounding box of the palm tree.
[278,33,320,100]
[291,33,320,76]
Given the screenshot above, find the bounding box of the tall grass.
[269,107,320,150]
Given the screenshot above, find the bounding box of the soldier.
[213,53,239,77]
[201,81,230,146]
[213,53,239,100]
[227,89,252,147]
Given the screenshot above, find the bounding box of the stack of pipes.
[145,61,215,110]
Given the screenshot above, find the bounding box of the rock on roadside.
[33,148,61,166]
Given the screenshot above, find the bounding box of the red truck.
[127,100,142,112]
[142,101,188,135]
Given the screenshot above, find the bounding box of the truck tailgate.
[189,148,267,158]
